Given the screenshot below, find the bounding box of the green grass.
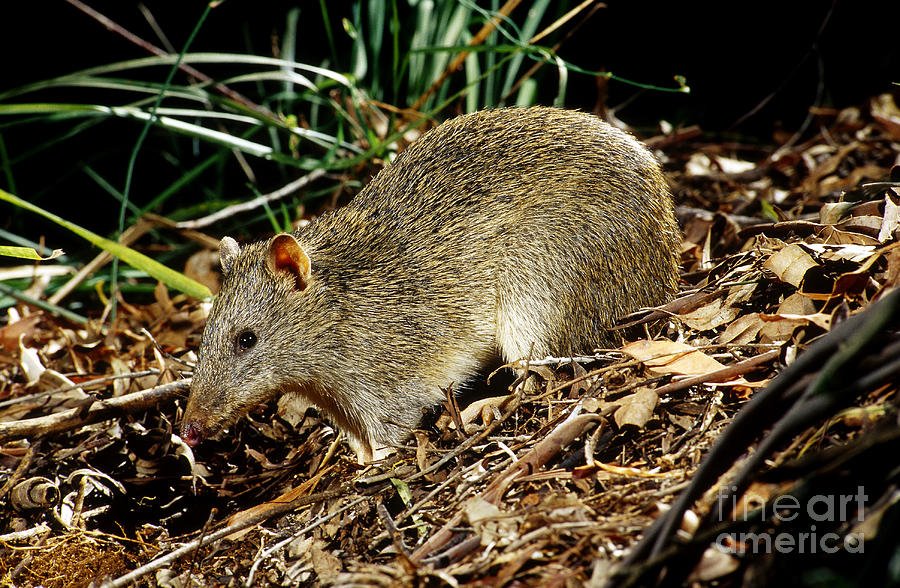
[0,1,686,321]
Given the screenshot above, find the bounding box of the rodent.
[181,106,680,463]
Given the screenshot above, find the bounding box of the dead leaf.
[757,293,814,343]
[764,243,819,287]
[879,191,900,242]
[688,546,740,582]
[882,246,900,289]
[871,93,900,139]
[455,395,509,431]
[621,340,726,377]
[0,313,42,352]
[717,312,762,345]
[287,537,342,584]
[19,340,45,386]
[802,142,859,196]
[800,244,883,301]
[685,153,755,177]
[805,243,878,264]
[183,248,222,295]
[685,152,715,176]
[820,224,882,246]
[779,292,818,315]
[820,201,855,224]
[760,312,832,331]
[153,281,174,314]
[837,215,887,239]
[581,397,604,413]
[680,295,740,331]
[277,394,316,427]
[464,496,517,547]
[613,388,659,429]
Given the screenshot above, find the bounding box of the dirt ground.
[2,94,899,586]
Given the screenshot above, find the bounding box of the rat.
[181,107,680,462]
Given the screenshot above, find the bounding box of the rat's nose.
[180,422,204,447]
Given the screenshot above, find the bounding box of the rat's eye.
[236,330,257,352]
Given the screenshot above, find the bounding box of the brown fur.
[182,107,680,462]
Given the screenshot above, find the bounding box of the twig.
[378,500,417,575]
[650,349,780,396]
[0,441,39,500]
[225,463,336,540]
[410,404,602,563]
[0,369,161,409]
[542,359,642,397]
[0,379,189,443]
[511,352,620,367]
[369,455,514,545]
[390,465,469,531]
[0,524,51,543]
[402,393,524,485]
[174,169,327,230]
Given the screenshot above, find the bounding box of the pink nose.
[181,422,204,447]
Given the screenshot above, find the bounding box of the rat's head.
[181,234,318,446]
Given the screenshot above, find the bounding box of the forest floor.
[2,93,899,587]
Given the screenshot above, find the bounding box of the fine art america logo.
[715,486,867,554]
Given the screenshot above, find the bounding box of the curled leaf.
[0,245,64,260]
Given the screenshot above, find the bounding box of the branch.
[0,379,189,443]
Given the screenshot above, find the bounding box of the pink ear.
[268,234,311,291]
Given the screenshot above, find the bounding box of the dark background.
[1,0,898,238]
[6,1,896,129]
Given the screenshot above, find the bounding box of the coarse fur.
[182,107,680,462]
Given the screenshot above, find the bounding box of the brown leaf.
[688,547,740,582]
[764,243,819,288]
[879,190,900,242]
[153,281,174,314]
[287,536,343,583]
[0,313,42,352]
[458,395,509,430]
[614,388,659,429]
[680,295,740,331]
[758,293,817,343]
[760,312,832,331]
[183,248,222,295]
[717,312,762,345]
[621,340,726,377]
[871,93,900,140]
[820,201,856,224]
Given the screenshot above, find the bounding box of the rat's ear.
[219,237,240,276]
[268,233,311,291]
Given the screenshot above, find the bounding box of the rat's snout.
[180,421,205,446]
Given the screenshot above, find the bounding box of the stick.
[650,349,780,396]
[174,169,327,230]
[0,380,189,443]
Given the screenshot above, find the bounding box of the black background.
[1,0,897,238]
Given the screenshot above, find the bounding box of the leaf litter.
[1,94,899,586]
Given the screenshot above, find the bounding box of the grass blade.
[0,246,65,261]
[0,188,212,300]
